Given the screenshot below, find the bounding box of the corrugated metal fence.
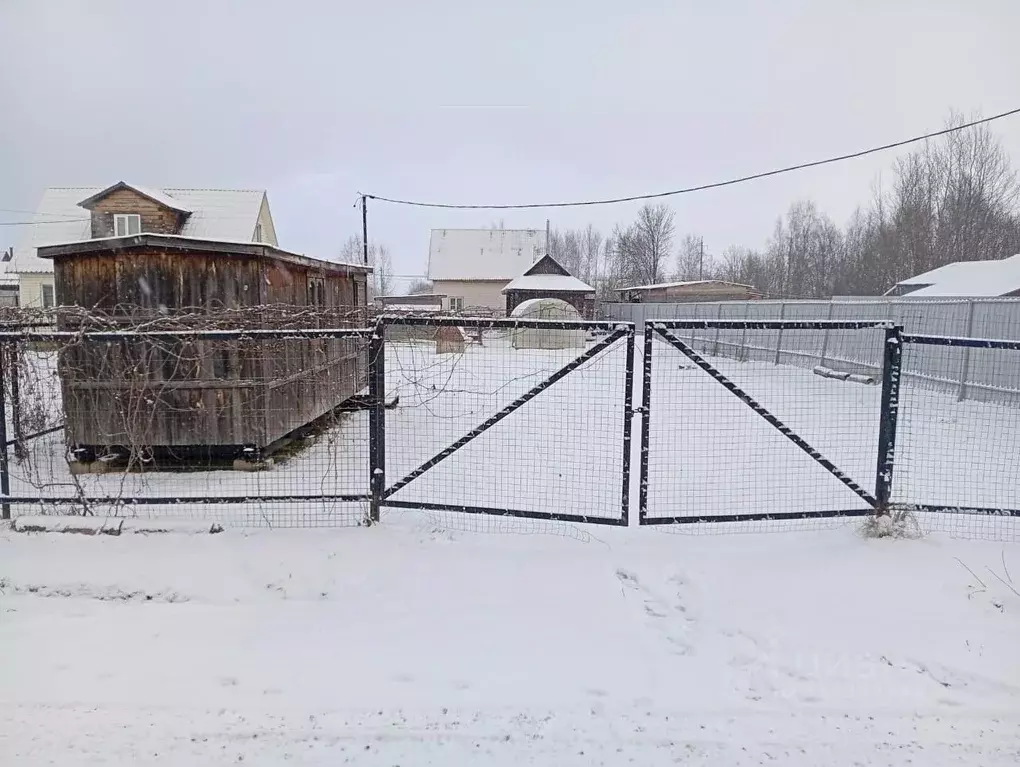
[602,298,1020,405]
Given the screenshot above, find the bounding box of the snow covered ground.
[2,517,1019,765]
[2,333,1019,764]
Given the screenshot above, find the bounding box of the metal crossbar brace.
[907,504,1020,517]
[654,327,878,508]
[1,494,372,506]
[383,499,626,526]
[383,328,628,500]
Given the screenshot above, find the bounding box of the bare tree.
[405,278,433,295]
[339,235,392,297]
[676,234,706,281]
[373,245,393,297]
[632,203,675,284]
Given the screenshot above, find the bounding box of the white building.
[885,254,1020,298]
[427,228,547,313]
[11,183,277,308]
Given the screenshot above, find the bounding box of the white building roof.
[502,274,594,293]
[427,229,546,281]
[888,254,1020,297]
[12,186,270,274]
[78,182,192,213]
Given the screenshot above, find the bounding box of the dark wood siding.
[88,188,186,238]
[54,244,370,455]
[505,290,595,319]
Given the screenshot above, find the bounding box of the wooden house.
[39,228,371,463]
[502,255,596,319]
[10,181,279,308]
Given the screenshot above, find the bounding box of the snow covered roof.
[379,303,443,312]
[502,274,594,293]
[428,229,546,281]
[887,254,1020,298]
[77,182,192,213]
[12,186,270,274]
[35,233,371,275]
[621,279,756,291]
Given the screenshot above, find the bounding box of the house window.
[254,223,263,243]
[41,284,55,308]
[449,297,465,312]
[114,214,141,237]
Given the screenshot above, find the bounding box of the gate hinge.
[631,406,646,415]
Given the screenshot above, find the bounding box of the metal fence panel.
[603,298,1020,405]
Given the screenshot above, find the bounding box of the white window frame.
[113,214,141,237]
[449,296,465,312]
[41,283,55,309]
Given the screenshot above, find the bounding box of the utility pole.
[361,195,369,266]
[545,218,551,256]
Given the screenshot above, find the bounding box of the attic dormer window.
[114,214,141,237]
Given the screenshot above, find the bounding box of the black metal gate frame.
[370,316,636,526]
[639,320,901,525]
[895,333,1020,518]
[0,326,377,520]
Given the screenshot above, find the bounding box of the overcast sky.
[2,0,1019,289]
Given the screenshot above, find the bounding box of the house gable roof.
[427,228,547,281]
[77,182,192,213]
[521,253,571,277]
[886,254,1020,297]
[11,186,272,274]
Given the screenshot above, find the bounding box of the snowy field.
[2,517,1020,765]
[6,333,1018,530]
[3,333,1020,764]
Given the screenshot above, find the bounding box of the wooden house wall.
[87,188,186,238]
[54,247,370,454]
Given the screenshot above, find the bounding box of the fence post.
[773,302,786,365]
[711,303,723,355]
[819,301,835,367]
[368,322,386,524]
[957,299,975,402]
[0,342,10,520]
[875,326,903,513]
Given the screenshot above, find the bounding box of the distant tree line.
[548,112,1020,299]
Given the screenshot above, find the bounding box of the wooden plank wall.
[55,248,369,452]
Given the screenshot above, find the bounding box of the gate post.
[368,322,386,524]
[0,342,10,520]
[638,324,653,523]
[875,325,902,513]
[620,328,635,526]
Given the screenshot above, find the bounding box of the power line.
[0,219,90,226]
[365,107,1020,210]
[0,207,86,217]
